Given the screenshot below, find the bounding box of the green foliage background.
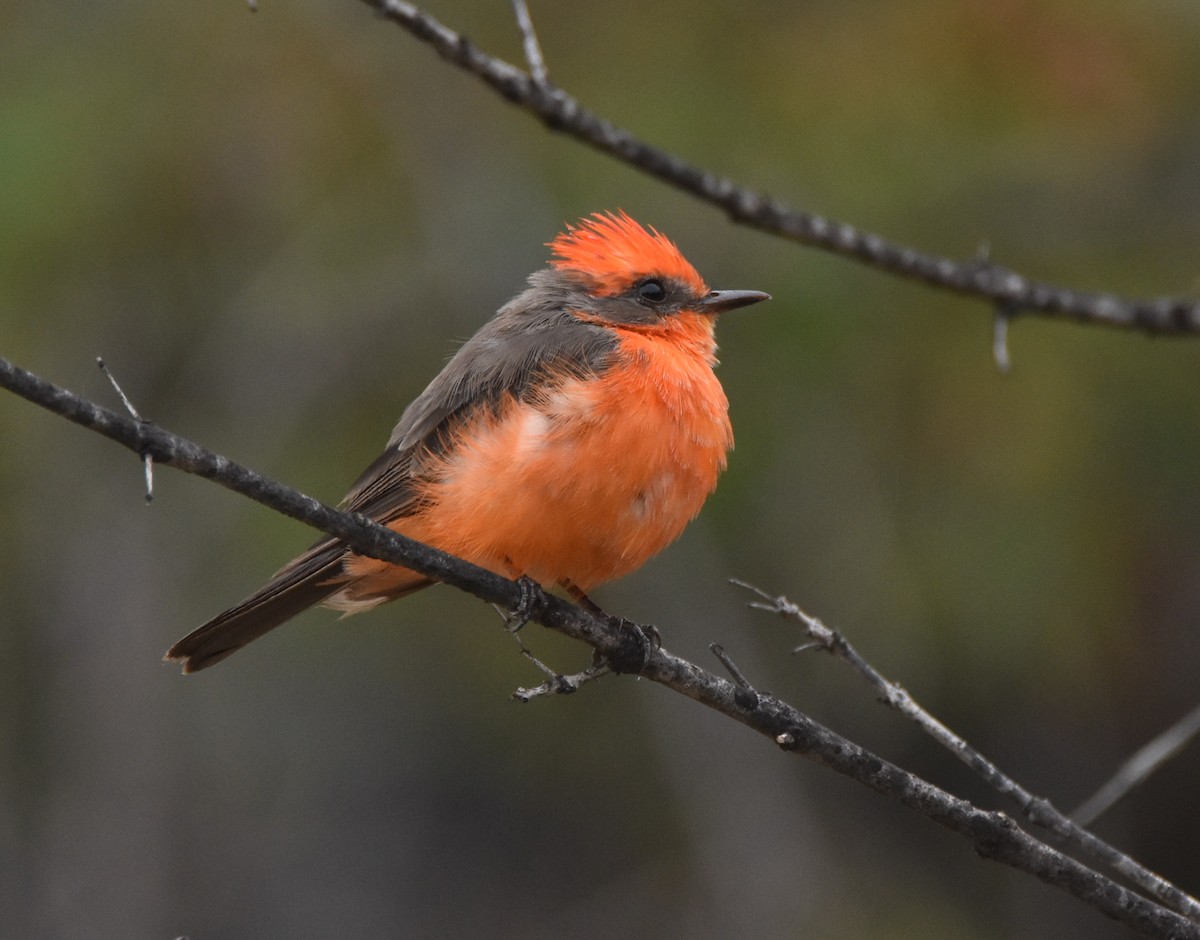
[1,2,1198,937]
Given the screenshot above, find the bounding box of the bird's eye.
[636,279,667,304]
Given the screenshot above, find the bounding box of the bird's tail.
[165,541,348,673]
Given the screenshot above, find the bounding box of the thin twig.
[502,609,611,700]
[361,0,1200,336]
[512,645,609,701]
[97,357,154,502]
[710,643,760,711]
[710,643,753,691]
[1073,701,1200,827]
[510,0,548,87]
[731,578,1200,925]
[1,353,1194,938]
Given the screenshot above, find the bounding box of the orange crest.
[548,211,707,296]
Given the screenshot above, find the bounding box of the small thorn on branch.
[993,303,1014,374]
[97,357,154,503]
[710,643,751,689]
[710,643,759,709]
[96,357,143,421]
[965,245,1016,374]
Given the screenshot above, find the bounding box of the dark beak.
[698,289,772,314]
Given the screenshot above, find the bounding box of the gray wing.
[165,275,617,672]
[340,286,617,522]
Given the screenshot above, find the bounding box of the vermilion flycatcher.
[167,211,769,672]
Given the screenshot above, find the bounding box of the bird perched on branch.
[167,211,769,672]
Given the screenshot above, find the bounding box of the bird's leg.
[560,578,605,614]
[559,579,661,673]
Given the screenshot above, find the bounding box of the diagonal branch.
[360,0,1200,336]
[1,352,1197,939]
[732,580,1200,924]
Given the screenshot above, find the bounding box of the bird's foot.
[504,575,543,632]
[555,579,660,673]
[602,615,661,674]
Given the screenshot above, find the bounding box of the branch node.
[1025,797,1070,837]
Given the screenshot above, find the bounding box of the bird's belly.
[416,357,732,590]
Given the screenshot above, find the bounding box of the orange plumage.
[167,212,768,672]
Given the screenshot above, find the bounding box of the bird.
[166,211,769,672]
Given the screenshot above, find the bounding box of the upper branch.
[362,0,1200,336]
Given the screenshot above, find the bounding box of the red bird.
[167,212,769,672]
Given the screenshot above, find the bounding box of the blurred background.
[2,1,1199,937]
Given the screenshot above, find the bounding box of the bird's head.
[532,211,769,334]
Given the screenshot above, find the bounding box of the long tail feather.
[166,543,347,673]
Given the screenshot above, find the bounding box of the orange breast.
[343,316,732,600]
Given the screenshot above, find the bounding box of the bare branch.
[1074,701,1200,827]
[361,0,1200,336]
[733,579,1200,925]
[2,354,1197,938]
